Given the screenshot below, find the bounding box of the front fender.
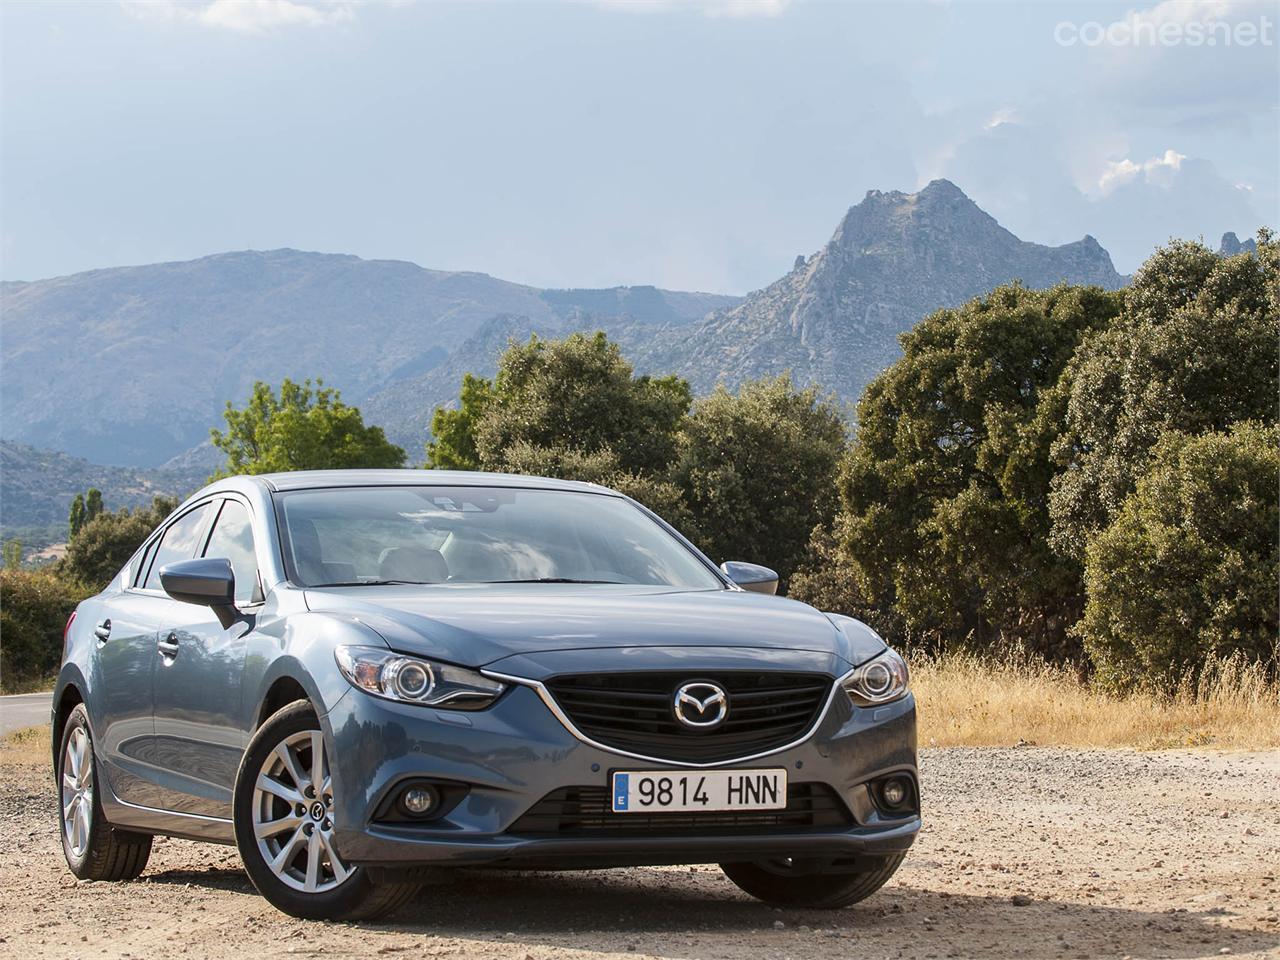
[241,610,390,728]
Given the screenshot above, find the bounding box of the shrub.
[58,495,178,592]
[1077,422,1280,691]
[0,570,91,692]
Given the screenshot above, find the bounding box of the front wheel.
[720,854,905,909]
[233,700,418,920]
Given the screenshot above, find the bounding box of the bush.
[668,374,846,587]
[58,495,178,592]
[0,570,91,692]
[1077,422,1280,691]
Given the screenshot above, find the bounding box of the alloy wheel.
[60,726,94,858]
[250,729,351,893]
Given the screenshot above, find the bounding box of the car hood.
[302,583,885,673]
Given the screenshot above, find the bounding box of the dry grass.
[0,724,50,766]
[913,650,1280,750]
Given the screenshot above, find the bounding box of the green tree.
[1077,422,1279,691]
[58,496,178,591]
[85,488,103,523]
[818,283,1121,653]
[429,332,692,477]
[426,373,494,470]
[668,374,847,588]
[69,487,104,539]
[1049,237,1278,560]
[212,378,405,477]
[69,494,85,540]
[3,539,23,570]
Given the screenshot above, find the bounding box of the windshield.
[275,485,724,590]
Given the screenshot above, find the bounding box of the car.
[52,469,919,920]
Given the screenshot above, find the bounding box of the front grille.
[545,671,832,764]
[508,783,851,836]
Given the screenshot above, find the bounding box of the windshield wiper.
[309,579,436,587]
[484,577,622,585]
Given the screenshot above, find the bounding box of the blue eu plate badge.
[613,773,630,811]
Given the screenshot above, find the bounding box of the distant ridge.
[633,179,1125,407]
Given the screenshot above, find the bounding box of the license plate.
[610,768,788,813]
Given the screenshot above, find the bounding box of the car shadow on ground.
[143,864,1279,958]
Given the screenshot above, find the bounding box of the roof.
[245,468,616,495]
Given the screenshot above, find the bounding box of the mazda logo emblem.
[673,681,729,729]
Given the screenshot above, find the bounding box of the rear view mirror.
[159,557,238,627]
[719,561,779,595]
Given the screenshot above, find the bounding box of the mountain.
[0,250,736,466]
[1219,231,1258,256]
[1,180,1129,514]
[634,179,1125,406]
[0,441,207,546]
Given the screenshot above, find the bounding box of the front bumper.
[324,680,919,869]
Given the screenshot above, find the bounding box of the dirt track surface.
[2,740,1277,960]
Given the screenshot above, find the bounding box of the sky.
[1,0,1276,293]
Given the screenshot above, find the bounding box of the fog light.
[400,786,438,817]
[882,778,908,807]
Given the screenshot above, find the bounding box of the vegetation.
[56,496,178,593]
[668,376,846,587]
[427,334,845,584]
[1077,422,1279,691]
[1,569,92,692]
[791,234,1277,690]
[4,234,1275,702]
[808,283,1121,657]
[912,649,1279,750]
[212,378,405,477]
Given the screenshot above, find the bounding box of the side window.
[131,536,158,588]
[143,504,212,591]
[203,500,260,604]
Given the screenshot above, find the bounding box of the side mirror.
[159,558,238,627]
[719,561,779,595]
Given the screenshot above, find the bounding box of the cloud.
[592,0,791,18]
[120,0,356,33]
[1095,148,1185,195]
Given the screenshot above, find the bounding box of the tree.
[58,496,178,591]
[211,378,405,477]
[69,488,104,539]
[426,373,493,470]
[1077,422,1279,691]
[821,283,1121,653]
[3,539,23,570]
[1049,237,1278,560]
[668,374,847,588]
[428,332,692,477]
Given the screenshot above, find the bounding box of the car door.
[150,496,261,818]
[94,501,214,809]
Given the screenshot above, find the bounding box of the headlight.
[335,646,506,710]
[840,648,910,706]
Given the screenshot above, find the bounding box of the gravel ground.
[2,738,1277,959]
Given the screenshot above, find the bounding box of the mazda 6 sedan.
[53,470,918,920]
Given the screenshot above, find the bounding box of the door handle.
[157,632,180,657]
[94,619,111,642]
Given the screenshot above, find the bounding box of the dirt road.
[2,733,1276,959]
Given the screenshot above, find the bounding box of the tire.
[720,853,905,909]
[233,699,419,921]
[58,703,153,881]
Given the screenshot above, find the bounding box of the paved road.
[0,692,51,736]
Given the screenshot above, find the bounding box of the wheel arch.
[51,668,89,776]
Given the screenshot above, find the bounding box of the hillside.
[0,251,735,466]
[635,179,1125,406]
[0,440,206,547]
